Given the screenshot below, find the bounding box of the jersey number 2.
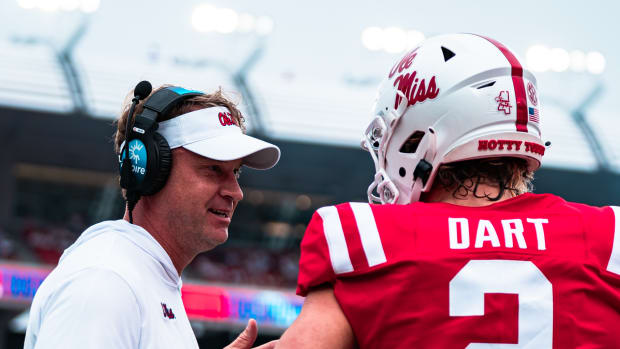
[449,260,553,348]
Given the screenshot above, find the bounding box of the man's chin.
[205,228,229,247]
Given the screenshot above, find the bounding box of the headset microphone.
[134,80,152,101]
[122,81,152,223]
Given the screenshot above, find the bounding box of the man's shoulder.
[64,220,146,264]
[42,267,138,302]
[30,222,151,330]
[51,220,158,290]
[25,266,142,349]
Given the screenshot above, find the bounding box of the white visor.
[158,107,280,169]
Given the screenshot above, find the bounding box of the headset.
[119,81,205,222]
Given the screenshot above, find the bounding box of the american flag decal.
[528,107,539,123]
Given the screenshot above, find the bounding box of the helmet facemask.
[362,91,439,204]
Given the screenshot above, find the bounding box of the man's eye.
[234,168,242,179]
[209,165,222,173]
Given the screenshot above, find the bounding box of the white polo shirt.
[24,220,199,349]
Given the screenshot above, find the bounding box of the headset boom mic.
[134,80,152,100]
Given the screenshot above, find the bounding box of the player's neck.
[422,183,517,207]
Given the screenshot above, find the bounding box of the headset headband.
[133,87,204,134]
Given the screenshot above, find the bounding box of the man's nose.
[221,174,243,202]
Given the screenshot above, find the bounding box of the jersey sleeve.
[296,209,337,297]
[568,203,620,278]
[594,206,620,277]
[28,268,141,349]
[297,203,391,296]
[606,206,620,276]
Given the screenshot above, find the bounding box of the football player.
[276,33,620,348]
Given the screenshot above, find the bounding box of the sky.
[1,1,617,81]
[0,0,618,169]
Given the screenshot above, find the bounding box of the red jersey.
[296,193,620,348]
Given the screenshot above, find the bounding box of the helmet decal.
[388,49,440,110]
[527,82,538,106]
[495,91,512,115]
[478,35,529,133]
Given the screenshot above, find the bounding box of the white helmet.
[362,33,545,204]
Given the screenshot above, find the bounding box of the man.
[25,84,280,348]
[277,33,620,348]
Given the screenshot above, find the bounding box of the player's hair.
[113,85,246,154]
[433,158,534,201]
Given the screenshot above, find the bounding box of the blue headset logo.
[120,139,148,183]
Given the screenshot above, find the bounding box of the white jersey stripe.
[317,206,354,274]
[607,206,620,275]
[350,203,387,267]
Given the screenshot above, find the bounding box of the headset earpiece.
[142,132,172,196]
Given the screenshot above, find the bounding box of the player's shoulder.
[307,201,408,270]
[529,192,616,219]
[528,193,620,275]
[546,195,620,277]
[298,202,395,295]
[309,202,411,245]
[312,201,415,225]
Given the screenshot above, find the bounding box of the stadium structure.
[0,2,620,347]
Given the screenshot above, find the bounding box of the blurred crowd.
[189,246,299,288]
[3,215,299,289]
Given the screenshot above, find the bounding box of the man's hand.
[224,319,277,349]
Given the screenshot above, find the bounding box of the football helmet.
[362,33,545,204]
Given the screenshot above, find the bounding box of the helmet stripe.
[478,35,529,133]
[317,206,354,274]
[349,203,387,267]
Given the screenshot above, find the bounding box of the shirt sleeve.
[32,268,141,349]
[296,209,337,297]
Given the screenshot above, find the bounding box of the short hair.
[113,85,245,154]
[433,157,534,201]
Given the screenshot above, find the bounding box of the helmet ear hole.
[400,131,425,153]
